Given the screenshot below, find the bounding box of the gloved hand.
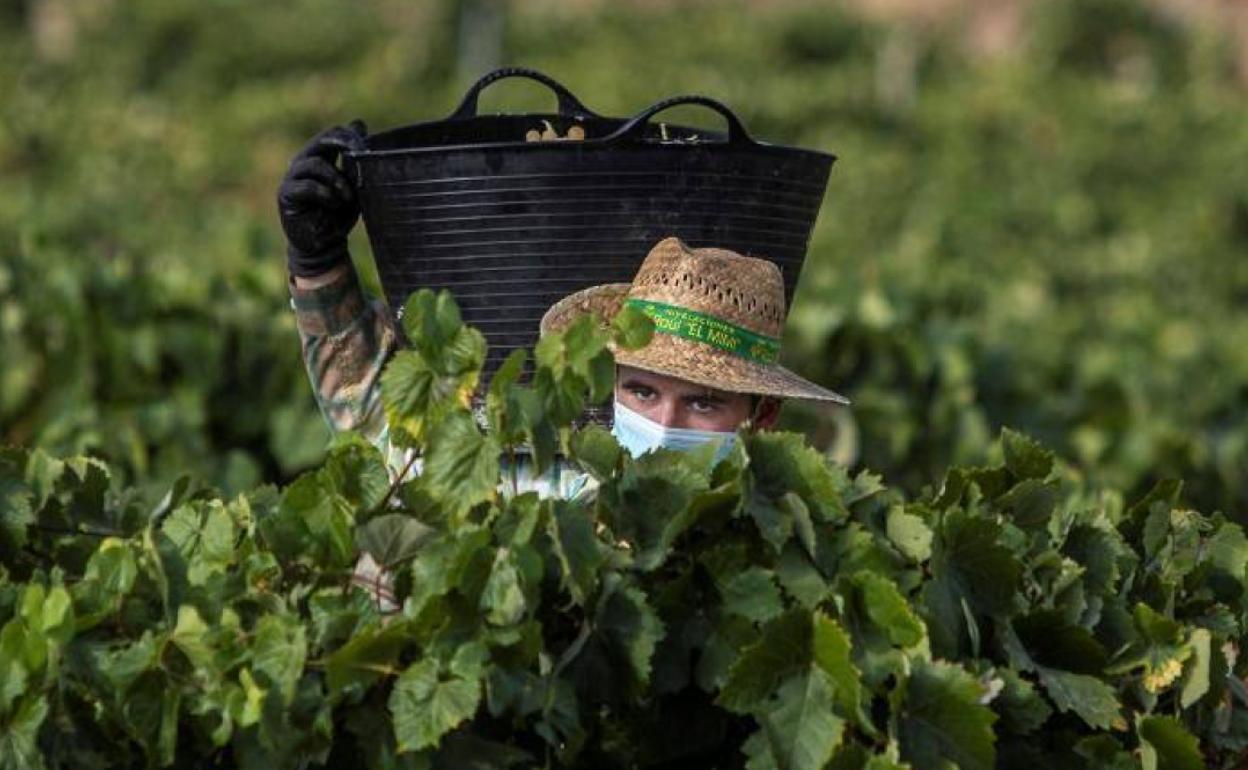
[277,120,368,278]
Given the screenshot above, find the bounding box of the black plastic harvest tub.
[344,68,836,382]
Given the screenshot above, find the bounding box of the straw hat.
[540,237,848,403]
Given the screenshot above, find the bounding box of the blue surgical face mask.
[611,400,737,464]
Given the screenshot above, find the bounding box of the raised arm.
[278,123,399,446]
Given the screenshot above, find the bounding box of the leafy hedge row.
[2,293,1245,769]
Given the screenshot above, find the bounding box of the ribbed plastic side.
[354,147,831,381]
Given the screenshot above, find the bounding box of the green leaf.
[379,290,486,447]
[322,438,392,517]
[0,695,48,770]
[611,303,655,350]
[547,500,607,605]
[1206,522,1248,581]
[0,451,32,556]
[896,658,996,770]
[389,658,482,753]
[720,610,863,726]
[920,510,1020,658]
[994,667,1052,734]
[719,610,812,713]
[1038,668,1121,731]
[597,580,664,689]
[720,568,784,624]
[996,479,1061,530]
[810,612,868,730]
[83,537,139,597]
[1001,428,1054,480]
[252,615,307,706]
[746,432,849,524]
[325,620,407,702]
[851,571,925,648]
[1178,628,1211,708]
[886,506,933,562]
[481,549,526,627]
[423,412,500,519]
[775,545,830,609]
[486,347,528,436]
[1138,715,1203,770]
[272,474,355,569]
[756,669,845,770]
[170,604,215,671]
[570,425,621,481]
[0,624,29,715]
[356,514,436,569]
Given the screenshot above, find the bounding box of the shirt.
[289,268,593,610]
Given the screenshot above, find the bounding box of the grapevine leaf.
[921,511,1020,658]
[1206,522,1248,579]
[746,432,848,524]
[84,538,138,596]
[1013,610,1108,673]
[0,695,48,770]
[273,474,355,569]
[775,545,830,609]
[719,610,811,713]
[547,500,606,605]
[886,506,933,562]
[389,658,482,753]
[994,667,1052,734]
[0,624,28,715]
[570,425,621,481]
[1001,428,1054,480]
[170,605,215,672]
[481,549,526,627]
[1178,628,1211,708]
[850,571,925,648]
[101,632,159,692]
[423,412,500,519]
[356,514,436,569]
[486,347,528,437]
[0,450,32,555]
[597,580,664,689]
[1038,668,1121,730]
[252,615,307,706]
[811,612,868,730]
[322,438,391,517]
[997,479,1061,530]
[720,610,863,727]
[720,568,784,624]
[757,669,845,770]
[611,303,654,350]
[325,620,408,702]
[1138,715,1203,770]
[896,658,996,770]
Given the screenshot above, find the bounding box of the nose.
[652,397,681,428]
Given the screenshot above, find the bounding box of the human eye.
[626,384,657,402]
[688,396,720,414]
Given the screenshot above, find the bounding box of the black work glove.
[277,120,368,278]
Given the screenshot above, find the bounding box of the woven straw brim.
[541,284,849,404]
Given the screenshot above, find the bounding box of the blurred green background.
[2,0,1246,516]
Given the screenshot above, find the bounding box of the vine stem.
[370,450,421,516]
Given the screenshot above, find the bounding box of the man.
[279,124,847,606]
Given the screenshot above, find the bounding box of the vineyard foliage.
[2,292,1247,769]
[2,0,1248,515]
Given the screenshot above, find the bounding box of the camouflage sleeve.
[289,268,399,444]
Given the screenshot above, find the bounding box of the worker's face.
[614,365,779,432]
